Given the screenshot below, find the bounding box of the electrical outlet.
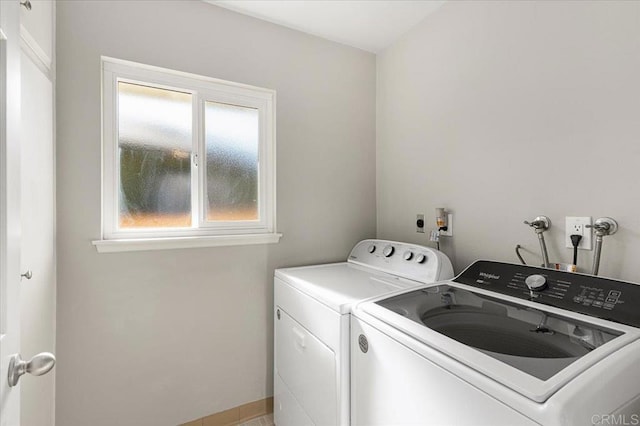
[416,214,425,233]
[565,217,592,250]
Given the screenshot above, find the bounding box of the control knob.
[383,245,395,257]
[415,254,427,264]
[368,244,376,254]
[403,251,413,261]
[525,274,547,291]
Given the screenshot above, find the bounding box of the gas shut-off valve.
[429,208,453,251]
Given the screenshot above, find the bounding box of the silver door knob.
[21,270,33,280]
[7,352,55,387]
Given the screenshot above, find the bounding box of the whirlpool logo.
[478,272,500,280]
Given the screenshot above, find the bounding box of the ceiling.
[207,1,445,53]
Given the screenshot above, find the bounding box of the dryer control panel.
[454,260,640,328]
[347,239,454,284]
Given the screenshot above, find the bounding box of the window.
[95,58,279,252]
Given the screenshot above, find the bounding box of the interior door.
[0,1,23,424]
[1,1,55,424]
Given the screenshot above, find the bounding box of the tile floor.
[238,413,274,426]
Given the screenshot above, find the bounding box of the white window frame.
[93,57,280,252]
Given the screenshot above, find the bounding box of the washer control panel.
[454,260,640,328]
[348,239,453,284]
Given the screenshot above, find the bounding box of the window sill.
[92,233,282,253]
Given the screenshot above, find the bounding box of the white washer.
[352,260,640,425]
[274,239,454,426]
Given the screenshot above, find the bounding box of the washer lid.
[380,284,622,381]
[276,262,420,314]
[358,280,640,402]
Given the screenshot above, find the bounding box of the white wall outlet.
[565,217,592,250]
[416,214,425,233]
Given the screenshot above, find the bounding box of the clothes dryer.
[274,239,454,426]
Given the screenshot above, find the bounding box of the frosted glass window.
[204,101,259,221]
[101,58,276,244]
[118,82,192,228]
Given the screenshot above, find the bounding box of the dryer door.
[275,308,337,426]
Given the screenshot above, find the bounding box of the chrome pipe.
[524,216,551,268]
[592,235,604,276]
[587,217,618,276]
[538,232,550,268]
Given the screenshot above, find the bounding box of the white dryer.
[352,260,640,425]
[274,239,454,426]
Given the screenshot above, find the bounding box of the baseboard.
[181,397,274,426]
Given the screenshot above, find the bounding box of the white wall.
[55,2,375,425]
[377,1,640,281]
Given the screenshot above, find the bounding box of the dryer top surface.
[276,262,418,314]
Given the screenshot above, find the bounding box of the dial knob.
[403,251,413,261]
[383,245,395,257]
[415,254,427,264]
[525,274,547,291]
[368,244,376,254]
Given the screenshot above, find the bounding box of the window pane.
[118,82,192,228]
[205,101,259,221]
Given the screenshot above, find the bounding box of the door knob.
[21,270,33,280]
[7,352,55,387]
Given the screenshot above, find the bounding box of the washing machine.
[352,260,640,425]
[274,239,454,426]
